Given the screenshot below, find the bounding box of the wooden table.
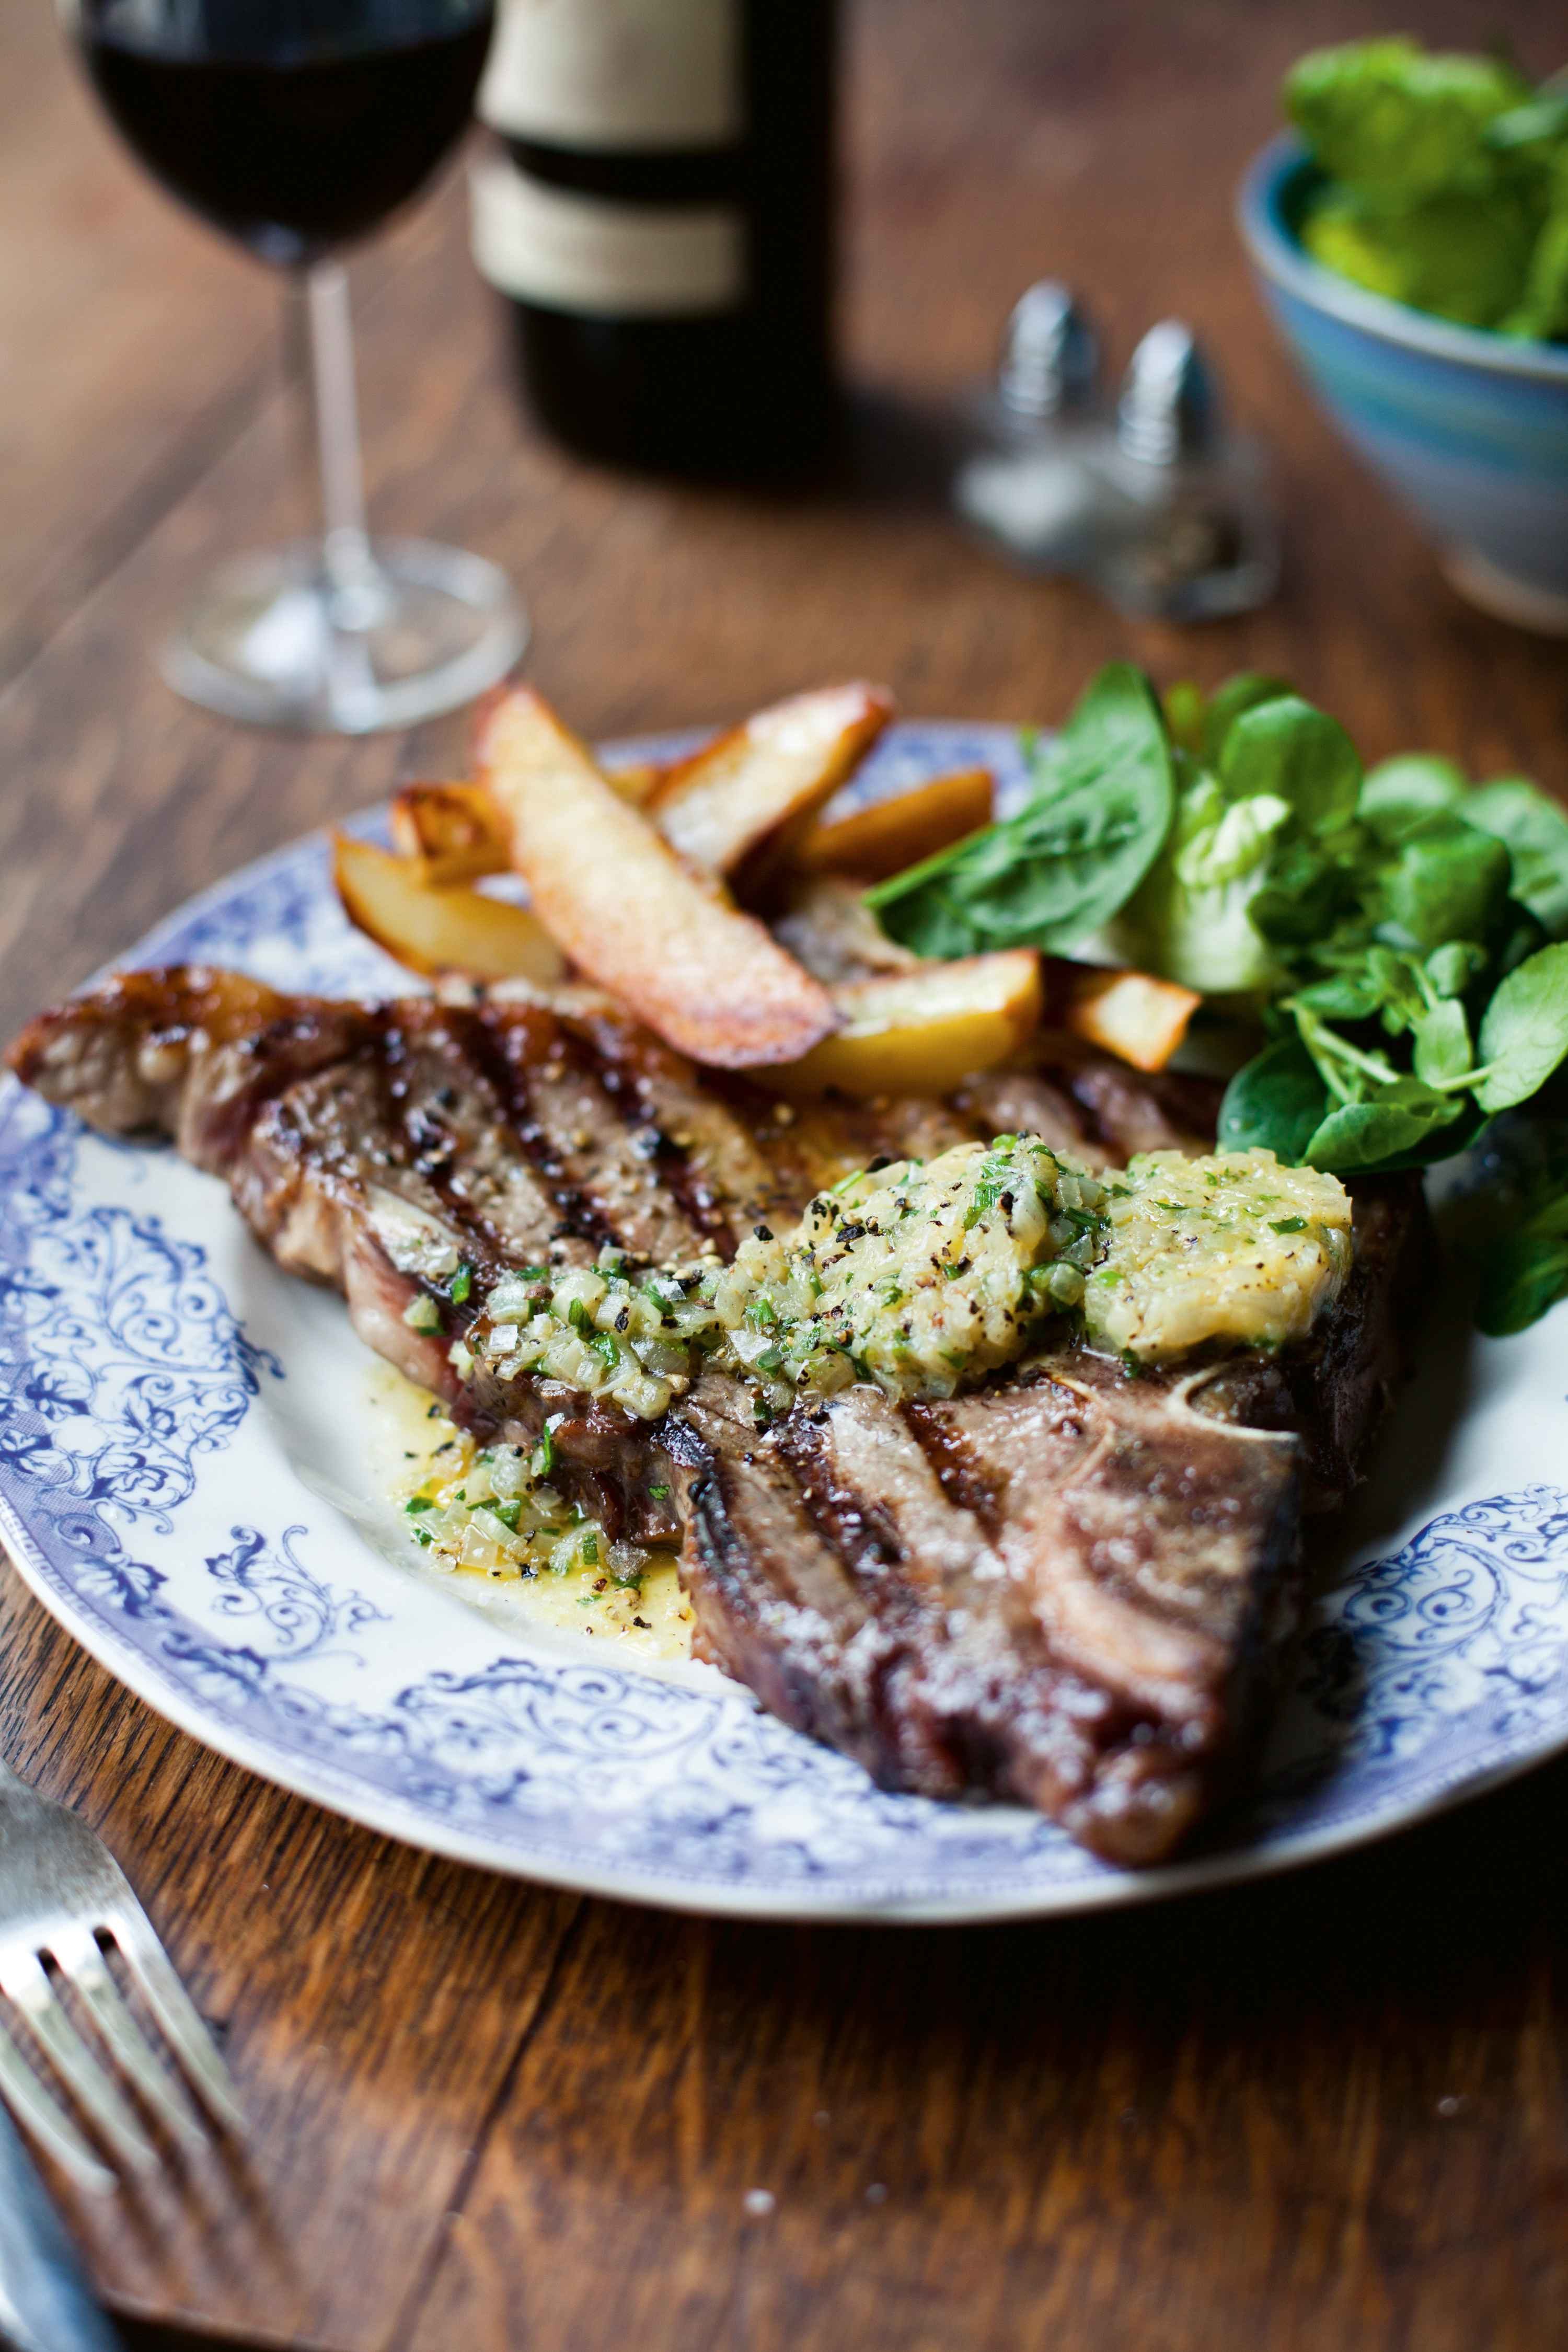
[4,3,1568,2346]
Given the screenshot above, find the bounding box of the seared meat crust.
[9,966,1426,1863]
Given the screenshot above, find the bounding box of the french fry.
[476,687,838,1069]
[1052,964,1201,1073]
[390,759,664,888]
[792,766,994,883]
[763,950,1043,1100]
[334,834,567,985]
[649,683,894,886]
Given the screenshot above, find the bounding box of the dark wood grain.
[3,3,1568,2348]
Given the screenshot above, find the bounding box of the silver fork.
[0,1757,242,2196]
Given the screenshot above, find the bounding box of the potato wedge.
[390,758,664,888]
[763,950,1042,1100]
[604,759,665,806]
[334,833,567,985]
[649,682,894,885]
[792,766,994,884]
[476,687,837,1069]
[1053,963,1201,1073]
[388,780,506,887]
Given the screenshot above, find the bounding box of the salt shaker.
[952,282,1108,571]
[1080,321,1279,620]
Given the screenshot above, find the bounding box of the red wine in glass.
[63,2,522,732]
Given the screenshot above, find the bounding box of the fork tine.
[107,1906,244,2134]
[49,1926,207,2157]
[0,1947,158,2174]
[0,2013,117,2197]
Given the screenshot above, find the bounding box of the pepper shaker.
[1080,321,1280,620]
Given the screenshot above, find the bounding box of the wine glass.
[60,0,524,734]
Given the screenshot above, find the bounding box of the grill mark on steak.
[8,965,1428,1865]
[668,1373,1281,1857]
[563,1025,745,1254]
[447,1004,626,1254]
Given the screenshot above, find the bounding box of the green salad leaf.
[1200,673,1293,765]
[867,663,1173,955]
[1106,694,1364,994]
[1216,1036,1329,1159]
[1464,778,1568,937]
[1300,184,1543,330]
[1358,753,1468,839]
[1283,36,1568,343]
[1472,943,1568,1111]
[1372,813,1513,954]
[1476,1228,1568,1333]
[1217,695,1363,831]
[865,661,1568,1331]
[1286,38,1531,200]
[1452,1114,1568,1334]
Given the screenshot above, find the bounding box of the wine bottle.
[471,0,837,477]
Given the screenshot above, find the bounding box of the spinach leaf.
[1217,1037,1329,1160]
[1218,696,1363,835]
[1473,942,1568,1112]
[1358,753,1468,842]
[869,663,1174,955]
[1465,778,1568,939]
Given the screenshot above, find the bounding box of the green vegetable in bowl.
[1287,38,1531,199]
[1300,183,1544,331]
[1283,37,1568,342]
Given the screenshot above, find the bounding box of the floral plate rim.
[1,717,1565,1923]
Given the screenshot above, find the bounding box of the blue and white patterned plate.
[1,721,1565,1922]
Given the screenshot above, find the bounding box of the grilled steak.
[8,966,1428,1863]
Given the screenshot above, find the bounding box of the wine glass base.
[161,538,527,733]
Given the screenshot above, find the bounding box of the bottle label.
[480,0,743,151]
[471,157,745,316]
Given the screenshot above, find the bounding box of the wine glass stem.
[298,259,386,625]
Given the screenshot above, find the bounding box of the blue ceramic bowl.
[1237,136,1568,634]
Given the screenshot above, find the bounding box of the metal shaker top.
[1116,321,1220,464]
[996,282,1100,421]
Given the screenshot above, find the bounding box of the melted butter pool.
[363,1364,694,1663]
